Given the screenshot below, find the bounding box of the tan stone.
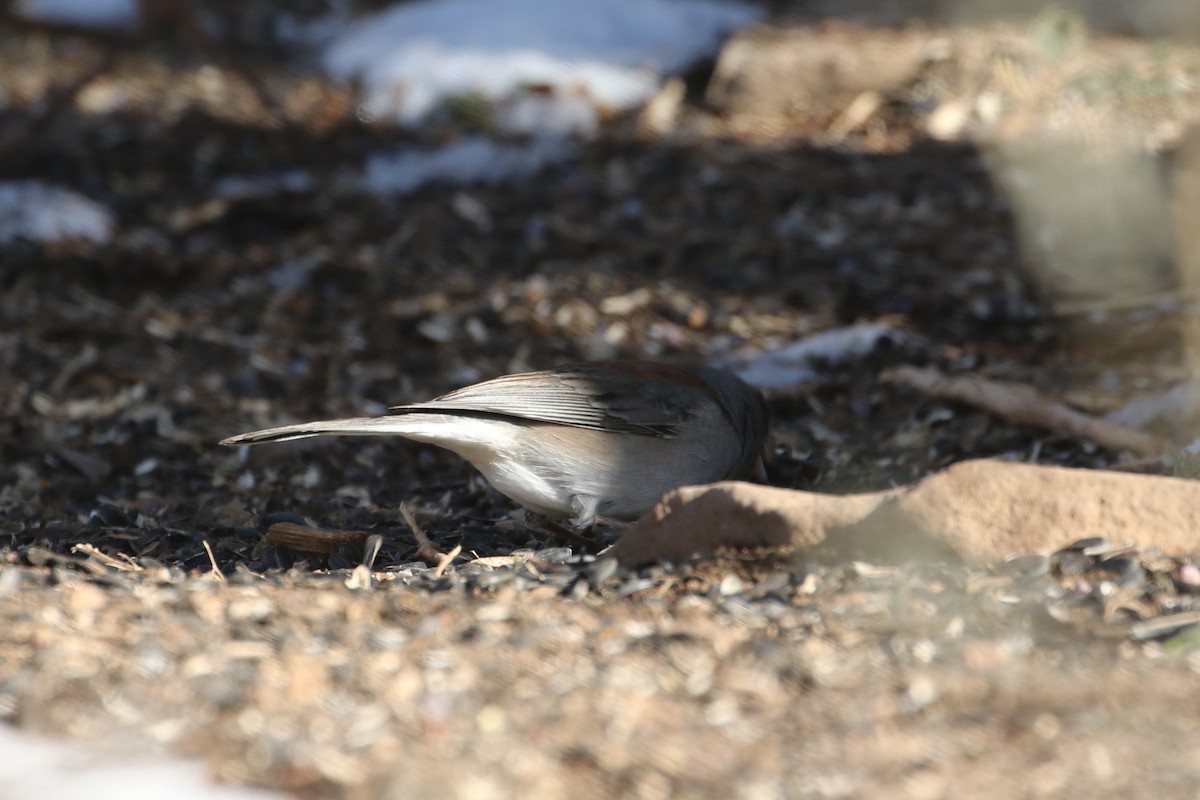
[610,460,1200,566]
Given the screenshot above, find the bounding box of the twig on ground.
[881,365,1170,456]
[1108,453,1174,473]
[434,545,462,578]
[541,519,599,551]
[201,540,225,581]
[71,543,142,572]
[400,502,447,565]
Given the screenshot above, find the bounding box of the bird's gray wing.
[388,363,713,436]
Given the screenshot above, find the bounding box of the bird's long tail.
[220,416,429,446]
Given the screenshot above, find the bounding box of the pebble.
[1130,611,1200,641]
[538,572,575,589]
[565,575,590,600]
[997,553,1050,580]
[0,568,22,596]
[1096,557,1146,589]
[90,503,133,527]
[1177,563,1200,588]
[533,547,573,564]
[1053,551,1092,577]
[587,557,619,587]
[616,578,659,598]
[750,572,792,598]
[718,574,746,597]
[1060,536,1109,553]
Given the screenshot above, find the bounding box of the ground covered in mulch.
[4,4,1200,798]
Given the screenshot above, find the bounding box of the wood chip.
[266,522,368,557]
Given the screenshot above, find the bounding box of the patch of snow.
[358,135,572,195]
[495,93,601,138]
[0,182,114,247]
[322,0,760,131]
[215,170,315,200]
[15,0,139,29]
[723,323,916,390]
[0,725,287,800]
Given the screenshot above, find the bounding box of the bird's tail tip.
[218,417,401,447]
[219,430,290,446]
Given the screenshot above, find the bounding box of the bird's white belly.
[469,455,574,518]
[419,416,576,518]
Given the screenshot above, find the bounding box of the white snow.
[14,1,760,197]
[0,181,114,246]
[15,0,139,29]
[724,323,915,390]
[215,170,315,200]
[494,92,603,138]
[358,135,573,195]
[322,0,760,131]
[0,726,287,800]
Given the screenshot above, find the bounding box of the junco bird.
[221,361,769,526]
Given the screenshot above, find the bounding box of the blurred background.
[3,1,1200,797]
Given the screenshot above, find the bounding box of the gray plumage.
[221,361,768,524]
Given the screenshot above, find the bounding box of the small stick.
[1108,453,1173,474]
[71,543,141,572]
[400,502,446,565]
[361,533,383,570]
[540,519,598,551]
[881,366,1170,456]
[434,544,462,578]
[201,540,226,581]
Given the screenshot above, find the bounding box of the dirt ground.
[4,3,1200,798]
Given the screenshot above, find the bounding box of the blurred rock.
[707,26,928,125]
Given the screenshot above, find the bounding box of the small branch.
[540,519,598,551]
[201,540,225,581]
[433,545,462,578]
[400,502,447,565]
[71,542,142,572]
[881,366,1170,456]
